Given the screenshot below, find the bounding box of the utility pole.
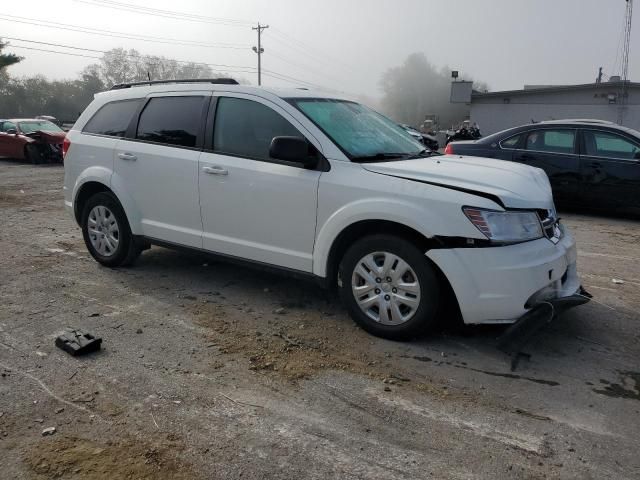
[596,66,603,83]
[252,23,269,86]
[618,0,633,124]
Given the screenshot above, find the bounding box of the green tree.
[0,39,22,71]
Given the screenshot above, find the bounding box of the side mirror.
[634,151,640,160]
[5,128,17,135]
[270,136,317,168]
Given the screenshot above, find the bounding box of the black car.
[444,120,640,209]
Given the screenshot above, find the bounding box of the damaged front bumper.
[426,225,587,325]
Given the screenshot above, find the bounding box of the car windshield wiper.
[351,152,412,163]
[406,149,435,159]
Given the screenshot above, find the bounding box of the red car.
[0,118,66,163]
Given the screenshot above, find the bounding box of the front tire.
[338,234,440,340]
[81,192,140,267]
[24,144,44,164]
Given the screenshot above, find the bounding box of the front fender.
[312,198,437,277]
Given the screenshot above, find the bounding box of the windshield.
[289,98,425,160]
[18,121,63,134]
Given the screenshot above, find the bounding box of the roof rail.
[540,118,615,125]
[110,78,239,90]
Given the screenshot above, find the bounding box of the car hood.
[362,155,554,209]
[27,130,65,144]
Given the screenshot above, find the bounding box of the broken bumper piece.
[497,286,591,369]
[55,329,102,356]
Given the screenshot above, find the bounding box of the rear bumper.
[427,226,585,325]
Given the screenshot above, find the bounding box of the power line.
[8,44,258,76]
[267,50,343,84]
[10,42,351,95]
[0,14,252,49]
[76,0,255,27]
[72,1,356,81]
[269,27,359,75]
[4,36,257,71]
[8,45,102,60]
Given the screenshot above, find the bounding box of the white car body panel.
[64,83,585,326]
[114,138,202,248]
[199,151,321,271]
[362,155,554,210]
[312,161,500,278]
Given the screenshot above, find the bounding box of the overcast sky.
[1,0,636,97]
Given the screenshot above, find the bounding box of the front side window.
[136,96,205,148]
[213,97,302,160]
[289,98,424,160]
[18,121,63,134]
[500,133,523,149]
[525,129,576,154]
[84,99,141,137]
[583,130,640,160]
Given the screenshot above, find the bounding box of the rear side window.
[136,96,206,148]
[213,97,302,160]
[83,99,141,137]
[525,130,576,154]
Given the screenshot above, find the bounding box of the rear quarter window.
[83,99,142,137]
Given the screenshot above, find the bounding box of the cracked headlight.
[463,207,543,244]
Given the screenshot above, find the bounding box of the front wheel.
[24,144,44,164]
[338,234,440,340]
[81,192,141,267]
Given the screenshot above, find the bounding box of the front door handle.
[202,165,228,176]
[117,152,137,161]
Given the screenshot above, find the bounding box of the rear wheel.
[24,144,44,164]
[338,234,440,339]
[81,192,141,267]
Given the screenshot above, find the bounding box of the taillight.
[62,136,71,159]
[444,143,454,155]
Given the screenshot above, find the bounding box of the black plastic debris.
[497,287,592,371]
[55,329,102,356]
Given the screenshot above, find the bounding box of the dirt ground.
[1,160,639,479]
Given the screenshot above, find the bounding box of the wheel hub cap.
[87,206,119,257]
[351,251,421,325]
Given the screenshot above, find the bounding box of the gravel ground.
[1,160,639,479]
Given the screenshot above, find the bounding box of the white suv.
[63,79,588,339]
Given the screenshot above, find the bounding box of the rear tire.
[81,192,141,267]
[24,144,44,164]
[338,234,440,340]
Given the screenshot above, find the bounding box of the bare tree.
[82,48,226,87]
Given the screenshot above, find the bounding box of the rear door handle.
[202,165,228,176]
[117,152,137,161]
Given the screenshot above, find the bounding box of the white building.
[451,80,640,135]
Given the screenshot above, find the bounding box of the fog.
[1,0,636,106]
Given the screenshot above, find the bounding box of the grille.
[537,209,562,243]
